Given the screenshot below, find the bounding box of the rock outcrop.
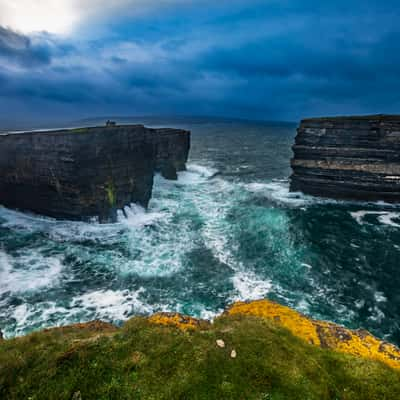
[0,124,190,222]
[290,115,400,202]
[227,299,400,370]
[154,128,190,180]
[149,299,400,370]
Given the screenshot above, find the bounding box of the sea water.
[1,118,400,345]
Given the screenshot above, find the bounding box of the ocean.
[1,117,400,345]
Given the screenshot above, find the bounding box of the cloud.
[0,0,202,34]
[0,26,53,67]
[1,0,400,125]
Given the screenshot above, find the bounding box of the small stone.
[216,339,225,348]
[230,349,237,358]
[71,391,82,400]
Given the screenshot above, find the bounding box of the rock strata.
[290,115,400,201]
[0,124,190,222]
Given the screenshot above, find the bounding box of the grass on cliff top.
[69,127,90,133]
[1,314,399,400]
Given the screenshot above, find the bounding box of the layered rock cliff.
[0,124,190,222]
[290,115,400,201]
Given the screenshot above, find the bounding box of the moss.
[1,303,400,400]
[106,181,116,206]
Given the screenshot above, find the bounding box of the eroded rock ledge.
[290,115,400,201]
[0,124,190,222]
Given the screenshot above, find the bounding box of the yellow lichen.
[147,300,400,369]
[227,299,400,370]
[149,313,208,331]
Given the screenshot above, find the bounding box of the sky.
[0,0,399,126]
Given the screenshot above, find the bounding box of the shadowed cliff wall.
[0,124,190,222]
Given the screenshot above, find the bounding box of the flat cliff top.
[1,299,399,400]
[0,124,189,138]
[301,114,400,123]
[0,124,146,137]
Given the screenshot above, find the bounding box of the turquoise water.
[1,119,400,345]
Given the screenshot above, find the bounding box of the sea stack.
[290,115,400,202]
[0,124,190,222]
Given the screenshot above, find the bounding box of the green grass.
[69,128,90,133]
[106,181,116,206]
[1,315,399,400]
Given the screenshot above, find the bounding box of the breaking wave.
[1,161,400,345]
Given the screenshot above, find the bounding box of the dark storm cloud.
[1,0,400,124]
[0,26,53,67]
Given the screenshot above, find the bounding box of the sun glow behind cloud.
[0,0,199,35]
[0,0,80,34]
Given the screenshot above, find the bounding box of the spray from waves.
[70,288,154,320]
[167,165,277,303]
[246,180,400,212]
[169,170,318,309]
[0,164,225,336]
[0,250,64,295]
[1,162,400,340]
[244,180,317,208]
[0,167,361,333]
[6,288,156,337]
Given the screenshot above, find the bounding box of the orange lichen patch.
[227,299,321,346]
[227,299,400,370]
[149,312,210,331]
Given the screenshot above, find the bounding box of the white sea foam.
[296,299,311,314]
[71,288,153,321]
[350,211,400,228]
[117,203,165,228]
[8,301,72,337]
[368,305,386,323]
[355,299,365,309]
[0,250,64,295]
[1,160,397,340]
[231,271,273,301]
[198,308,221,321]
[0,201,167,244]
[172,163,218,185]
[244,180,323,208]
[374,291,387,303]
[5,288,155,337]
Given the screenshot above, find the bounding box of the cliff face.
[290,115,400,202]
[154,128,190,180]
[0,124,190,222]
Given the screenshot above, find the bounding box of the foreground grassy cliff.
[1,300,400,400]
